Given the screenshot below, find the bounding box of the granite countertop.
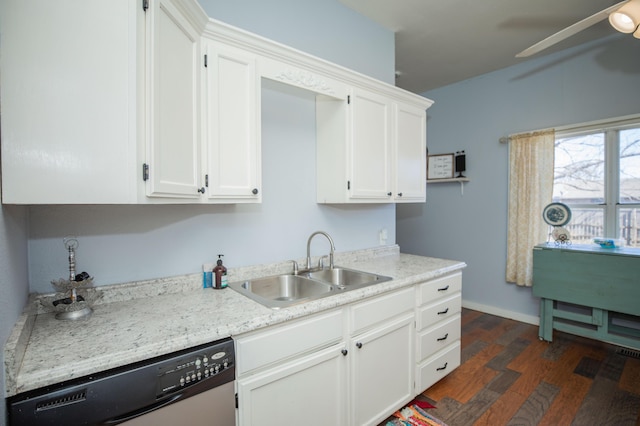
[4,245,465,397]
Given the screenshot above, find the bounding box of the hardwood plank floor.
[383,308,640,426]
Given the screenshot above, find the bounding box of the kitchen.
[2,0,640,425]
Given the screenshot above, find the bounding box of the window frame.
[554,114,640,244]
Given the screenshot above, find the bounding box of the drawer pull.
[356,342,363,349]
[437,308,449,315]
[436,362,448,371]
[437,333,449,342]
[341,349,348,356]
[437,285,450,292]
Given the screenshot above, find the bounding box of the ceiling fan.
[516,0,640,57]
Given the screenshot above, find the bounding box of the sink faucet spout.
[306,231,335,270]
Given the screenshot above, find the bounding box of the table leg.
[539,298,554,342]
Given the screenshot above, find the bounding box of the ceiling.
[337,0,626,93]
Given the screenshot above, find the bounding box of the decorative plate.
[542,203,571,226]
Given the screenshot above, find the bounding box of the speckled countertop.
[4,245,465,397]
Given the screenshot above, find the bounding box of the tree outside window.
[553,123,640,247]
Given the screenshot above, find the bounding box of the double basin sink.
[229,266,392,309]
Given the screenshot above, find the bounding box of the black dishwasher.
[7,337,235,426]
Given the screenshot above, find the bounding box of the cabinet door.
[146,0,201,198]
[0,0,138,204]
[237,344,347,426]
[204,42,261,201]
[348,88,392,201]
[351,313,414,426]
[394,103,426,202]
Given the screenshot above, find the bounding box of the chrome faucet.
[306,231,335,270]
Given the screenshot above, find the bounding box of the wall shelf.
[427,177,469,195]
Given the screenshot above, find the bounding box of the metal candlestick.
[50,236,94,320]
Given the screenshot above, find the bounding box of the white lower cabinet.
[351,313,414,426]
[235,288,413,426]
[235,275,462,426]
[236,343,348,426]
[415,272,463,393]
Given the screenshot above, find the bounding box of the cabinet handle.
[437,285,450,292]
[387,192,392,196]
[341,349,348,356]
[437,308,449,315]
[197,187,205,194]
[436,362,448,371]
[397,192,403,197]
[356,342,363,349]
[252,188,259,195]
[437,333,449,342]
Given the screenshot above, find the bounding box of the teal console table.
[532,243,640,350]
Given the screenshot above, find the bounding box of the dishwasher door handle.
[104,394,183,424]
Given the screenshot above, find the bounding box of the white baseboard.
[462,300,540,326]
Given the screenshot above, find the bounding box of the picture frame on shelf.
[427,153,454,180]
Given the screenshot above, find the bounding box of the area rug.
[385,402,448,426]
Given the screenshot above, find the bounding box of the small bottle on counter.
[213,255,228,289]
[203,263,214,288]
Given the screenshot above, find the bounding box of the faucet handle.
[291,260,299,275]
[317,255,328,270]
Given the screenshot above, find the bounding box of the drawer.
[350,287,414,335]
[417,293,461,330]
[417,314,461,363]
[418,273,461,306]
[415,341,461,394]
[236,309,343,376]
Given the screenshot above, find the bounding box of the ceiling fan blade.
[515,0,628,58]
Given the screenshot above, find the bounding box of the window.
[553,117,640,247]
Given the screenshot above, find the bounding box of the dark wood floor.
[387,308,640,426]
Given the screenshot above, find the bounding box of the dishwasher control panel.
[156,338,235,398]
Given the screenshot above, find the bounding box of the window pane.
[553,134,605,204]
[619,127,640,204]
[619,207,640,248]
[562,208,604,244]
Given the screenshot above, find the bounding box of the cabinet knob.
[252,188,259,195]
[197,187,205,194]
[356,342,363,349]
[387,192,392,196]
[397,192,403,197]
[341,349,348,356]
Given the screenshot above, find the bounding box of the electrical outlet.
[379,228,388,245]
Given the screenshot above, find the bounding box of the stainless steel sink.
[229,274,335,309]
[229,267,392,309]
[303,267,390,289]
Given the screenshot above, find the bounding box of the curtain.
[506,129,555,287]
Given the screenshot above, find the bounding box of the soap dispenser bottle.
[213,254,228,289]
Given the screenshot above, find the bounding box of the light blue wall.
[0,204,29,422]
[26,0,396,294]
[397,35,640,321]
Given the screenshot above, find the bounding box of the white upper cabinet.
[145,1,261,203]
[0,0,432,205]
[394,102,427,202]
[145,0,202,199]
[316,88,429,204]
[0,0,140,204]
[349,88,393,201]
[203,42,261,202]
